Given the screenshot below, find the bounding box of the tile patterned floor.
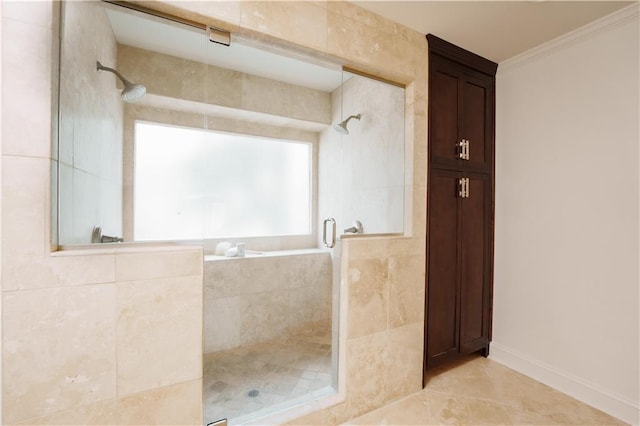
[204,321,333,425]
[346,355,626,425]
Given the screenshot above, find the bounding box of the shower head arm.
[343,114,361,124]
[96,61,133,87]
[333,113,362,135]
[96,61,146,104]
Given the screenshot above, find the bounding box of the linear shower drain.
[247,389,260,398]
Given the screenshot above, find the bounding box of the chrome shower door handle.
[323,217,336,248]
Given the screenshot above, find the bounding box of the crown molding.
[498,3,639,74]
[427,34,498,77]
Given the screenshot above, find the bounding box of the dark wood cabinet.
[424,35,497,375]
[429,53,495,173]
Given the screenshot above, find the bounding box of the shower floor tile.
[204,321,333,425]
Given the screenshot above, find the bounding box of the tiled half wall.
[1,247,203,425]
[204,251,332,354]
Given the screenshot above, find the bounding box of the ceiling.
[352,1,634,63]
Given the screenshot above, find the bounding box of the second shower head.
[334,114,361,135]
[97,61,146,103]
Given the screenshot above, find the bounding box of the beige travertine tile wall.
[319,74,405,237]
[117,44,331,128]
[150,1,428,423]
[204,251,332,353]
[58,1,124,245]
[341,75,405,235]
[1,244,204,425]
[1,0,428,425]
[1,2,204,424]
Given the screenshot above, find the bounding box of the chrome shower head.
[333,114,361,135]
[96,61,146,103]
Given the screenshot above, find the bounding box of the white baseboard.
[489,343,639,426]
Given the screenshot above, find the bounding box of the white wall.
[493,5,639,424]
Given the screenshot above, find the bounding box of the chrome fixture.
[333,114,361,135]
[344,220,363,234]
[96,61,146,103]
[91,226,123,243]
[323,217,336,248]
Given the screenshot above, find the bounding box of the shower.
[333,113,361,135]
[96,61,146,103]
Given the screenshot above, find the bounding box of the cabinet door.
[461,74,494,172]
[425,168,461,368]
[429,55,460,168]
[429,54,494,173]
[459,173,492,353]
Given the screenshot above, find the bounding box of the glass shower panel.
[56,1,210,246]
[318,70,346,246]
[337,70,406,236]
[202,37,341,426]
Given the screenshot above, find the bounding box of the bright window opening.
[134,122,312,241]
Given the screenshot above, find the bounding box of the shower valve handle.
[344,220,363,234]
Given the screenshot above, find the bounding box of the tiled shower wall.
[1,3,204,424]
[58,1,124,245]
[319,74,405,240]
[339,76,405,234]
[117,45,332,127]
[146,2,429,424]
[204,251,332,353]
[0,1,428,425]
